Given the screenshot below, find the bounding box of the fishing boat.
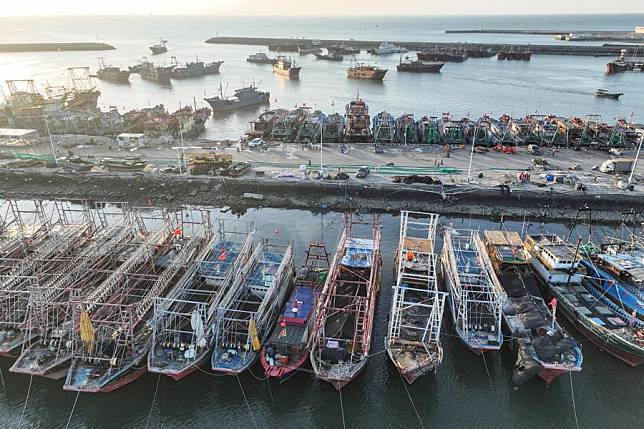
[211,239,294,375]
[247,52,275,64]
[314,51,344,61]
[483,231,582,386]
[417,116,441,144]
[96,58,130,84]
[149,38,168,55]
[169,56,223,79]
[11,207,140,379]
[347,62,387,81]
[63,211,210,393]
[310,214,382,390]
[440,228,504,354]
[368,41,408,55]
[575,246,643,366]
[139,63,174,85]
[204,83,270,113]
[386,211,447,384]
[440,114,466,145]
[395,114,419,144]
[273,56,301,79]
[344,96,372,143]
[372,111,396,145]
[595,89,624,100]
[328,44,360,55]
[260,242,330,383]
[148,220,254,380]
[0,202,96,356]
[397,59,444,73]
[321,113,345,143]
[128,58,154,74]
[417,49,466,63]
[298,45,322,55]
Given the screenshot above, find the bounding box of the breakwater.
[0,42,115,53]
[205,36,638,56]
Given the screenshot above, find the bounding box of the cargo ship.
[484,231,583,386]
[347,62,387,81]
[260,242,329,383]
[397,59,444,73]
[204,84,270,113]
[310,214,382,390]
[149,39,168,55]
[169,56,223,79]
[273,56,301,79]
[386,211,447,384]
[96,58,130,84]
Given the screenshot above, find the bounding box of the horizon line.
[1,12,643,18]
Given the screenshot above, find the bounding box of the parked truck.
[599,158,635,174]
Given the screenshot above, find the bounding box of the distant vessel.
[417,50,466,63]
[96,57,130,84]
[149,38,168,55]
[498,49,532,61]
[139,63,174,85]
[397,58,444,73]
[169,56,223,79]
[347,62,387,81]
[328,44,361,55]
[128,58,154,73]
[368,41,408,55]
[273,56,301,78]
[247,52,275,64]
[595,89,623,99]
[298,45,322,55]
[204,83,270,113]
[314,51,344,61]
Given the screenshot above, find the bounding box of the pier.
[205,36,639,56]
[0,43,116,53]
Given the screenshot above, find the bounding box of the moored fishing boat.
[211,239,294,375]
[63,211,210,393]
[310,214,382,390]
[205,84,270,113]
[440,227,504,354]
[148,219,254,380]
[397,59,444,73]
[347,62,387,81]
[314,51,344,61]
[260,242,329,383]
[386,211,447,384]
[576,246,643,366]
[247,52,275,64]
[344,96,372,143]
[11,206,139,379]
[149,38,168,55]
[96,58,130,84]
[483,231,582,386]
[169,56,223,79]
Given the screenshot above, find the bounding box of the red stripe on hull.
[260,350,307,382]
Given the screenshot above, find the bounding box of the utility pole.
[45,117,58,166]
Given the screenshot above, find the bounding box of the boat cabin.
[525,234,580,271]
[116,133,147,147]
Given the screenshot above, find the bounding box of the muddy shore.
[1,169,640,223]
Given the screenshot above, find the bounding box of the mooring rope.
[145,374,161,429]
[480,350,493,388]
[236,374,258,429]
[397,370,425,429]
[338,386,346,429]
[266,377,275,407]
[18,374,33,427]
[569,371,580,429]
[0,368,7,396]
[65,391,81,429]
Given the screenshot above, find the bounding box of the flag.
[218,250,227,261]
[549,298,557,309]
[172,228,182,236]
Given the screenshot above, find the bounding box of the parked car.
[248,138,265,149]
[356,166,370,178]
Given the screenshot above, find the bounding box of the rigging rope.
[65,391,81,429]
[18,374,33,428]
[0,367,6,396]
[236,374,258,429]
[480,350,493,389]
[266,377,275,408]
[397,370,425,429]
[145,374,161,429]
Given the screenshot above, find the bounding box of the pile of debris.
[188,153,232,175]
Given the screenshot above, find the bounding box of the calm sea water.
[0,15,642,141]
[0,204,641,428]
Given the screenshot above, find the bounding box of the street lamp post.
[45,117,58,166]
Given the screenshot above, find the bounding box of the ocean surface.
[0,205,641,428]
[0,15,643,141]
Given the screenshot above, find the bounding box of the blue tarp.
[341,238,374,268]
[199,240,240,278]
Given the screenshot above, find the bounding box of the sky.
[1,0,643,17]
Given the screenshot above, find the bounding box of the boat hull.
[259,349,307,383]
[273,67,301,79]
[63,365,148,393]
